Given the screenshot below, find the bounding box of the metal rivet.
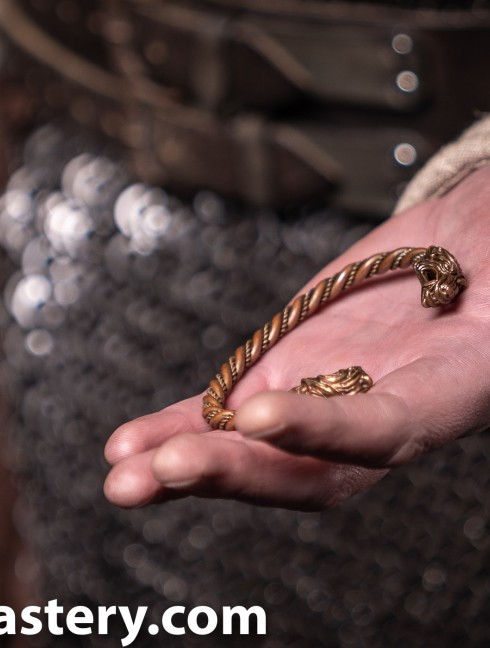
[396,71,419,93]
[392,33,413,55]
[393,143,417,167]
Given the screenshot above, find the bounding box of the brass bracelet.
[202,246,467,430]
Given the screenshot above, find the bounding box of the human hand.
[104,166,490,511]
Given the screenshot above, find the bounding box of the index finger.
[104,394,208,465]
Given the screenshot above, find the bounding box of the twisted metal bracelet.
[202,245,467,431]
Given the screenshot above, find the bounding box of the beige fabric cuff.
[394,114,490,214]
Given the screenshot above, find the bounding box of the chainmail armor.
[0,126,489,647]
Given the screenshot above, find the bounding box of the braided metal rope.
[202,246,466,430]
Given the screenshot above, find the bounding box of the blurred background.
[0,1,489,646]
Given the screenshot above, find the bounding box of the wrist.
[395,114,490,214]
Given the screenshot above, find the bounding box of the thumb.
[235,356,462,468]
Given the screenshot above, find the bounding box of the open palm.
[104,167,490,511]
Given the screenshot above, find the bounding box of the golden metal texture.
[202,246,467,431]
[412,245,467,308]
[291,366,373,398]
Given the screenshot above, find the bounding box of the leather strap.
[1,0,490,215]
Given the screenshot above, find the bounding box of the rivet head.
[396,70,419,93]
[392,33,413,55]
[393,143,417,167]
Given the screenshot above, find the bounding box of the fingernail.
[162,478,198,490]
[242,424,285,441]
[152,447,200,488]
